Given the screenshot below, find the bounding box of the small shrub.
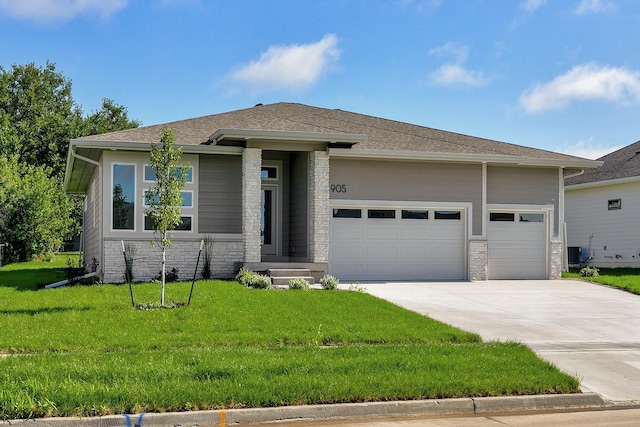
[580,266,599,277]
[123,243,136,283]
[289,277,311,290]
[348,282,367,293]
[201,236,214,280]
[65,257,85,285]
[235,268,257,287]
[154,267,179,283]
[319,274,339,290]
[249,274,272,290]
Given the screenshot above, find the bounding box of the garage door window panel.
[368,209,396,219]
[490,212,515,222]
[519,213,544,222]
[333,209,362,218]
[435,210,461,220]
[402,209,428,219]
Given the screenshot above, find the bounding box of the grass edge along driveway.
[0,258,579,419]
[563,267,640,295]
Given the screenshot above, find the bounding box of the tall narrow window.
[112,164,135,230]
[261,188,273,245]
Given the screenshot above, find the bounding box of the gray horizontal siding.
[199,154,242,234]
[330,159,483,235]
[487,166,560,233]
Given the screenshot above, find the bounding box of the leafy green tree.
[83,98,140,136]
[0,155,77,262]
[0,61,84,177]
[0,61,140,262]
[144,128,189,306]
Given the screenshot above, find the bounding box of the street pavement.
[359,279,640,404]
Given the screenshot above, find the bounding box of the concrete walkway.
[359,280,640,404]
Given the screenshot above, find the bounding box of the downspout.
[563,169,585,180]
[71,145,101,168]
[70,145,103,277]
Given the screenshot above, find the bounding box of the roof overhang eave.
[68,138,245,154]
[328,148,603,169]
[565,174,640,190]
[64,139,245,193]
[210,129,366,146]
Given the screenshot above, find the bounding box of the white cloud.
[400,0,442,12]
[226,34,341,94]
[520,0,547,12]
[0,0,128,22]
[520,62,640,113]
[428,41,488,87]
[558,138,623,160]
[575,0,614,15]
[430,64,488,87]
[428,41,469,63]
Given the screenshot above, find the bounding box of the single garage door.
[329,207,466,281]
[488,212,547,280]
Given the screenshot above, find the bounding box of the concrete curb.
[0,393,608,426]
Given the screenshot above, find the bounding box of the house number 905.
[330,184,347,193]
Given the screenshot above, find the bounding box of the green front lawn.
[563,267,640,295]
[0,258,580,419]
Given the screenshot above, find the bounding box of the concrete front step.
[267,268,311,278]
[239,262,328,282]
[271,276,315,286]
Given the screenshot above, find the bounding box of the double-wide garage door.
[329,207,466,281]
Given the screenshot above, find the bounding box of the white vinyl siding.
[565,181,640,267]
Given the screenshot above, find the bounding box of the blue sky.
[1,0,639,159]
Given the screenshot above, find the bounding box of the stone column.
[242,148,262,263]
[308,150,329,263]
[468,240,488,281]
[550,240,563,279]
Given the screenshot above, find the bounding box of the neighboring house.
[64,102,599,283]
[565,141,640,267]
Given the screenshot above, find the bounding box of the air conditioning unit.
[567,246,582,265]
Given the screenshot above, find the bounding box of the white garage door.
[329,207,466,281]
[488,212,547,280]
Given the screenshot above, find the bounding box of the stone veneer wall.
[468,240,488,281]
[550,240,563,279]
[308,151,329,263]
[102,238,243,284]
[242,148,262,262]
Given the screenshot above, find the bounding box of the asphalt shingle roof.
[565,140,640,186]
[78,102,586,162]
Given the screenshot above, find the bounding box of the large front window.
[112,164,135,230]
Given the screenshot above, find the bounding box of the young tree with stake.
[144,128,189,306]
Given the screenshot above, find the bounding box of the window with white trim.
[143,190,193,208]
[144,164,193,183]
[112,164,135,230]
[144,215,192,231]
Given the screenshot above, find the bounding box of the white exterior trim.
[565,175,640,190]
[328,148,601,169]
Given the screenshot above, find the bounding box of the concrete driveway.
[358,280,640,404]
